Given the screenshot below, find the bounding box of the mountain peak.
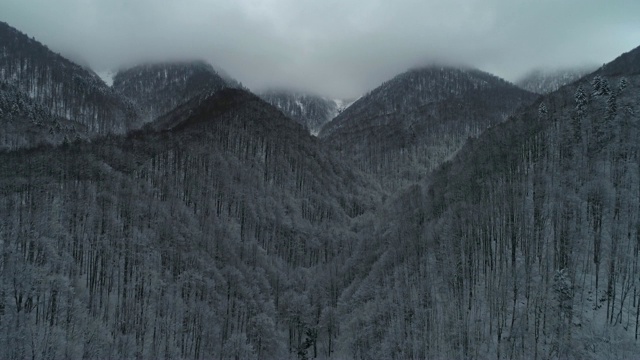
[152,88,260,132]
[144,87,308,138]
[319,65,537,189]
[321,65,529,139]
[112,60,235,123]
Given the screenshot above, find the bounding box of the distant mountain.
[259,90,354,135]
[516,67,594,94]
[320,66,537,189]
[0,21,139,139]
[335,45,640,359]
[112,61,234,123]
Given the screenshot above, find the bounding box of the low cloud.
[2,0,639,98]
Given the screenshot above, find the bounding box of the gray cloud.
[2,0,639,98]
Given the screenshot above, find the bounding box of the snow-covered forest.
[320,67,537,190]
[1,18,640,360]
[338,62,640,359]
[258,90,346,136]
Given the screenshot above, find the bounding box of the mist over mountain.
[1,19,640,360]
[516,67,596,94]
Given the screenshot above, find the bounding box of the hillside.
[0,21,139,138]
[320,66,537,190]
[0,88,380,359]
[335,45,640,359]
[0,82,87,149]
[112,61,234,123]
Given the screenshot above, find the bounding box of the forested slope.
[336,46,640,359]
[112,61,234,124]
[0,89,379,359]
[0,22,139,138]
[0,82,87,149]
[320,66,537,190]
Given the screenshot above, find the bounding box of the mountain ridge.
[0,21,139,137]
[112,60,235,124]
[320,65,538,190]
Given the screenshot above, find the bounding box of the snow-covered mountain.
[259,90,355,135]
[112,61,235,123]
[0,21,139,140]
[344,45,640,359]
[0,82,87,150]
[516,67,595,94]
[320,66,537,189]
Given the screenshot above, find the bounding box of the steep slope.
[259,90,352,135]
[112,61,233,123]
[516,67,594,94]
[336,45,640,359]
[0,88,380,359]
[0,21,139,137]
[0,82,87,149]
[320,66,537,189]
[597,46,640,76]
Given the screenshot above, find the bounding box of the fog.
[2,0,639,98]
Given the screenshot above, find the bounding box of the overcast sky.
[2,0,639,98]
